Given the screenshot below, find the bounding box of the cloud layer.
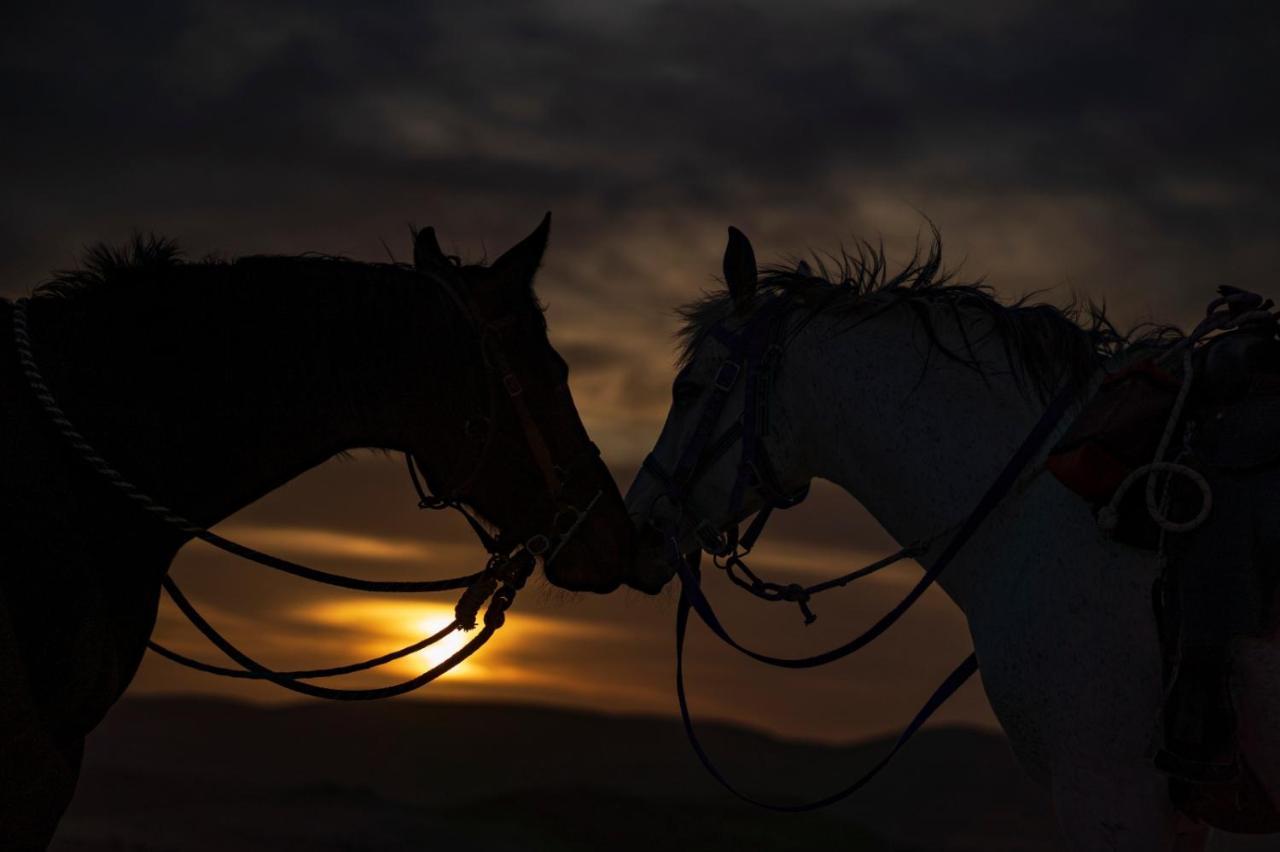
[4,0,1275,742]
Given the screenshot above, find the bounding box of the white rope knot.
[1098,350,1213,536]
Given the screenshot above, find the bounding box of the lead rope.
[11,297,516,694]
[1098,287,1280,535]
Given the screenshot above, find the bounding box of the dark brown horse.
[0,215,645,849]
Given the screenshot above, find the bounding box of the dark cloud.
[4,1,1273,235]
[4,0,1276,740]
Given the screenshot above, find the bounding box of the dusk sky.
[3,1,1276,743]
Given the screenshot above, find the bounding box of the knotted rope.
[1097,350,1213,535]
[10,297,520,695]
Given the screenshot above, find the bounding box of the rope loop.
[1099,350,1213,536]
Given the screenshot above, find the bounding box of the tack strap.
[673,377,1080,669]
[677,588,978,811]
[10,286,563,696]
[670,378,1081,808]
[161,575,502,700]
[146,618,459,680]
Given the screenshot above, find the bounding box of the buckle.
[503,373,523,396]
[695,520,736,556]
[714,361,742,391]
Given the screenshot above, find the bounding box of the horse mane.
[33,232,186,298]
[677,226,1185,402]
[30,233,548,334]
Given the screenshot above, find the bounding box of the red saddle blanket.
[1046,358,1182,504]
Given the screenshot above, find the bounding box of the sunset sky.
[2,1,1276,744]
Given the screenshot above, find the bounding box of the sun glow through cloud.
[297,599,619,684]
[216,524,460,563]
[300,600,481,680]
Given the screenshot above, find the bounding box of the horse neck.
[23,260,471,531]
[776,304,1051,611]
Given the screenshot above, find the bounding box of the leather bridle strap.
[674,377,1080,668]
[677,592,979,811]
[481,327,563,496]
[10,270,575,698]
[643,294,804,556]
[669,375,1082,809]
[160,573,512,700]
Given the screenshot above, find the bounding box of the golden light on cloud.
[296,598,619,686]
[215,523,474,564]
[301,600,481,681]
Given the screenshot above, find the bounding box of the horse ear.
[413,226,450,272]
[490,212,551,288]
[724,226,758,310]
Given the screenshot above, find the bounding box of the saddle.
[1046,289,1280,831]
[1048,310,1280,548]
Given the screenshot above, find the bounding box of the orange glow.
[215,523,475,563]
[297,599,618,684]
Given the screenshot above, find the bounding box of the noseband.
[9,264,601,700]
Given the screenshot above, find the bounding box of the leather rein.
[642,291,1081,809]
[9,268,602,700]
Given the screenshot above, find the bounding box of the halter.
[9,264,602,700]
[642,294,809,563]
[406,266,605,576]
[643,290,1082,809]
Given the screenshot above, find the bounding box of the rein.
[9,268,596,699]
[645,292,1082,809]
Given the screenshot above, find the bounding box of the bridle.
[642,293,809,566]
[408,263,605,582]
[642,290,1083,810]
[9,263,602,700]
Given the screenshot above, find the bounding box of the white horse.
[624,227,1280,852]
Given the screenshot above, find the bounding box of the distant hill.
[52,697,1063,852]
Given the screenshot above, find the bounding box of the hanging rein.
[9,267,602,700]
[642,291,1082,810]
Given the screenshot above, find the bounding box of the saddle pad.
[1047,358,1181,503]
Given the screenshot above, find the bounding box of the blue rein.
[647,293,1082,810]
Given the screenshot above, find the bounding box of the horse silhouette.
[628,226,1280,851]
[0,215,641,849]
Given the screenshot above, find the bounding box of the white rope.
[1097,350,1212,534]
[11,298,204,534]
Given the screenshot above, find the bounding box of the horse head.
[407,214,643,594]
[625,226,812,593]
